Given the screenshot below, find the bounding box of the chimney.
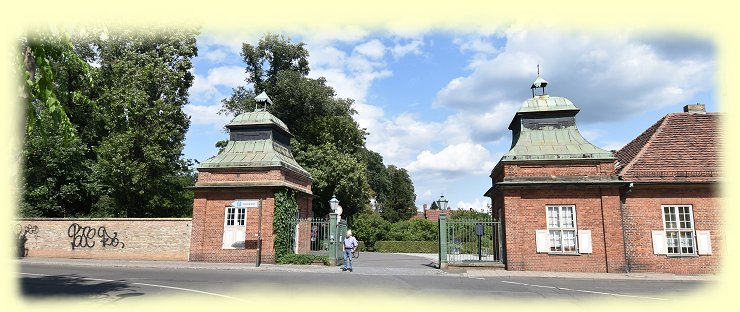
[683,103,706,114]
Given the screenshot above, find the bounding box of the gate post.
[438,214,448,269]
[328,213,338,266]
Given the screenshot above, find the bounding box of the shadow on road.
[21,274,143,300]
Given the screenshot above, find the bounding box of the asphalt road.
[17,253,710,305]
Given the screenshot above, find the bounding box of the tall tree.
[379,165,417,223]
[19,30,97,217]
[90,28,198,217]
[19,27,198,218]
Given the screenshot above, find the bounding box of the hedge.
[374,241,438,253]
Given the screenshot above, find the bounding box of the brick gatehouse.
[485,76,721,274]
[189,103,313,263]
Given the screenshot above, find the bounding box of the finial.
[254,91,273,112]
[530,65,548,97]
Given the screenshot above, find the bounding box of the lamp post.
[436,195,449,211]
[328,195,340,265]
[329,195,339,213]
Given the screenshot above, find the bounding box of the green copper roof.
[227,111,291,134]
[518,95,579,113]
[198,139,311,177]
[503,93,613,161]
[502,124,614,161]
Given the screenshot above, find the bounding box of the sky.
[182,26,716,213]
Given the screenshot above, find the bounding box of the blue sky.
[182,26,716,213]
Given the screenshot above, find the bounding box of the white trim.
[545,205,578,253]
[652,231,668,255]
[578,230,592,254]
[661,205,696,255]
[696,230,712,255]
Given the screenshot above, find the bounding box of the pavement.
[16,253,717,281]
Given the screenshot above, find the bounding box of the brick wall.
[622,185,722,274]
[14,218,192,261]
[197,169,312,191]
[500,186,625,273]
[503,162,615,178]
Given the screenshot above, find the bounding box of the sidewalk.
[17,255,717,281]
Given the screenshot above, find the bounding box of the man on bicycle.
[342,230,358,272]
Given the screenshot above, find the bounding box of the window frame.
[661,205,696,256]
[545,205,578,254]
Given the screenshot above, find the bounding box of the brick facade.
[622,185,721,274]
[188,186,312,263]
[493,162,625,273]
[15,218,192,261]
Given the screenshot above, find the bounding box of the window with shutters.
[662,205,695,255]
[546,205,578,253]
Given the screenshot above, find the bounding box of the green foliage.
[430,201,439,210]
[273,188,298,259]
[19,27,198,218]
[387,219,438,241]
[20,30,93,141]
[449,210,491,220]
[379,165,416,223]
[276,253,329,265]
[351,212,391,249]
[374,241,438,253]
[294,142,370,219]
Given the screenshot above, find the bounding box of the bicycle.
[352,247,359,259]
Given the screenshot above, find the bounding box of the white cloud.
[204,49,228,63]
[455,198,491,212]
[435,28,715,123]
[184,104,233,129]
[190,66,245,102]
[354,40,386,59]
[407,143,496,176]
[390,39,424,58]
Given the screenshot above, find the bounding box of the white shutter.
[578,230,592,254]
[536,230,550,253]
[652,231,668,255]
[696,231,712,255]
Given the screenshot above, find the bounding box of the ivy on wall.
[272,188,297,259]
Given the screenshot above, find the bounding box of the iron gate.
[439,215,503,266]
[286,216,347,265]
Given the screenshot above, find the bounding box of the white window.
[222,206,246,249]
[546,205,578,253]
[662,205,695,255]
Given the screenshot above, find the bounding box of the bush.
[276,253,330,265]
[374,241,438,253]
[351,212,391,249]
[388,219,437,241]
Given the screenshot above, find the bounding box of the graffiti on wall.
[15,224,39,238]
[67,223,125,250]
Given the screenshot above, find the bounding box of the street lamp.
[436,195,449,211]
[329,195,339,213]
[370,197,377,211]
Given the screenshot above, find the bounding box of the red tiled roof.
[615,112,721,183]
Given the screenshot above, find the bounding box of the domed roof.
[518,95,580,113]
[226,111,291,134]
